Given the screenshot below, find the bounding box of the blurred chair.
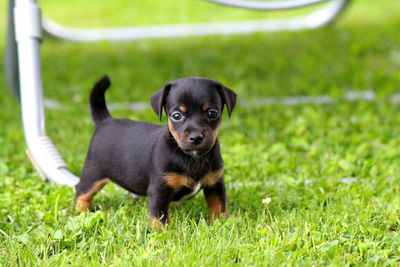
[42,0,349,42]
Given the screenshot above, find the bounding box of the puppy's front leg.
[147,184,171,231]
[204,177,229,222]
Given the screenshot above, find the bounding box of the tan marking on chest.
[201,168,224,187]
[165,173,195,191]
[165,168,223,192]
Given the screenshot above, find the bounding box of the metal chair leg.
[14,0,79,186]
[5,0,20,99]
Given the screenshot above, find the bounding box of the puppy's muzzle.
[188,132,204,145]
[181,129,215,157]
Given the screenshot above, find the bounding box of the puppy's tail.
[90,75,112,124]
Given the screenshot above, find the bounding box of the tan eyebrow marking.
[178,104,187,113]
[202,103,210,111]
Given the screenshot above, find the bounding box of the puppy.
[76,75,237,227]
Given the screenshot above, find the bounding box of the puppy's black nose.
[188,133,204,145]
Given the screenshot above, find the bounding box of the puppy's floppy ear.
[150,83,172,120]
[217,84,237,117]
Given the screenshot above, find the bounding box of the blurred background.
[1,1,400,264]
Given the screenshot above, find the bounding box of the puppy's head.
[151,77,237,157]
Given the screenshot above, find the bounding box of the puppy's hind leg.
[75,167,109,212]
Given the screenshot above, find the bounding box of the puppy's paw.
[75,199,91,212]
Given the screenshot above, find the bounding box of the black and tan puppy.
[76,75,236,227]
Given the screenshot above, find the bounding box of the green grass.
[1,0,400,265]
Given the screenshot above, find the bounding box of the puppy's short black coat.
[76,76,237,226]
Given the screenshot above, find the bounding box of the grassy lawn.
[1,0,400,265]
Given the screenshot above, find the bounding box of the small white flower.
[262,197,271,206]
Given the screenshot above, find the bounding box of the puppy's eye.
[207,109,219,120]
[171,112,183,121]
